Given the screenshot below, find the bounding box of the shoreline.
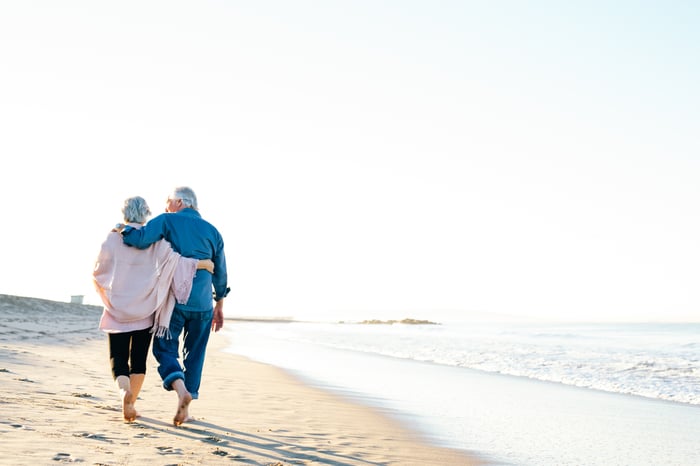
[0,295,483,465]
[221,319,700,465]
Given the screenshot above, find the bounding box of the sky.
[1,1,698,323]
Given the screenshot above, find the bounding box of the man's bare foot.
[173,392,193,426]
[122,390,137,422]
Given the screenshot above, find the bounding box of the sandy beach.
[0,294,481,465]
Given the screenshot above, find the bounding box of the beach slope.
[0,294,480,465]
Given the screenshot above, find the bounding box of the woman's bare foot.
[173,391,193,426]
[122,390,137,422]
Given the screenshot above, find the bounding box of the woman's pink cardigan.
[93,227,198,337]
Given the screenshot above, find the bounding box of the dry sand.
[0,294,482,465]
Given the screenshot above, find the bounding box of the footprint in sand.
[156,446,184,455]
[10,424,35,431]
[73,432,112,443]
[52,452,80,462]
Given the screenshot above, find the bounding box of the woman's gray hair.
[122,196,151,224]
[172,186,198,211]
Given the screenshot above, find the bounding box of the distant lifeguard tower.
[70,295,84,304]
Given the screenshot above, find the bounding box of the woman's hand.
[198,259,215,273]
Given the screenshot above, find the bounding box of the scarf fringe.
[152,325,172,340]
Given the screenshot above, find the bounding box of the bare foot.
[122,390,137,422]
[173,392,193,426]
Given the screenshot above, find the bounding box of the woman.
[93,196,213,422]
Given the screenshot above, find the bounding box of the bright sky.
[1,1,698,323]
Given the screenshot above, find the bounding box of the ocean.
[222,320,700,465]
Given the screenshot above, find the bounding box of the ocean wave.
[227,321,700,406]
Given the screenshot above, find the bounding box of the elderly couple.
[92,186,229,425]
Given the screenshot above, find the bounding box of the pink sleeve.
[172,257,198,304]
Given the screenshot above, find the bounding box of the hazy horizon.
[3,293,696,325]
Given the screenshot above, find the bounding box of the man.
[121,186,229,426]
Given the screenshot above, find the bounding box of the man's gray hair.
[172,186,198,211]
[122,196,151,224]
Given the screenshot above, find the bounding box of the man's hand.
[212,300,225,332]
